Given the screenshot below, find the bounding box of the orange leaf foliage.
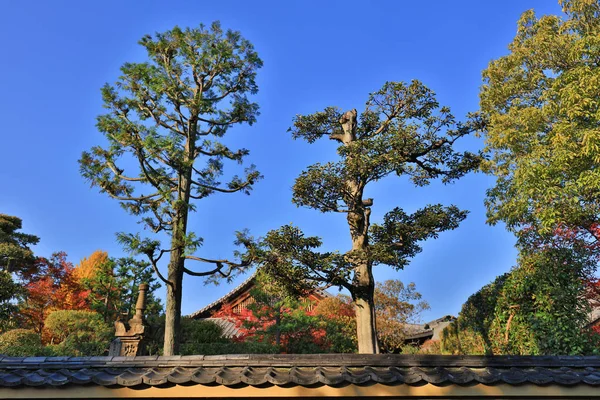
[74,250,109,281]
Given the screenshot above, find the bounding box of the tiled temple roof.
[188,270,330,319]
[188,271,258,319]
[1,354,600,388]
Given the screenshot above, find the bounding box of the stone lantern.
[108,283,148,356]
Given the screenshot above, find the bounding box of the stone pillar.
[109,283,148,356]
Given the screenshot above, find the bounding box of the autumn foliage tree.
[75,250,109,281]
[211,273,325,353]
[213,277,428,353]
[255,81,481,353]
[313,280,430,354]
[374,280,429,353]
[19,253,89,334]
[312,295,357,353]
[79,22,262,354]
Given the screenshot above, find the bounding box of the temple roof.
[188,271,258,319]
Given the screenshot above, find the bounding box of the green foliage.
[263,308,324,354]
[182,341,278,355]
[242,277,326,354]
[450,273,508,355]
[0,214,39,274]
[44,310,113,356]
[148,317,273,355]
[441,274,508,355]
[476,1,600,356]
[251,225,349,296]
[399,344,420,354]
[370,206,467,269]
[0,329,47,356]
[496,247,595,355]
[290,81,482,189]
[79,21,262,261]
[442,246,598,355]
[179,318,228,355]
[481,0,600,242]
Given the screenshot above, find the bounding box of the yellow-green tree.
[482,0,600,243]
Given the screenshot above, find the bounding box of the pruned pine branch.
[369,205,468,269]
[183,258,246,278]
[289,106,343,143]
[252,225,354,295]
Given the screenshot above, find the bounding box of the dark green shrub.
[0,329,48,356]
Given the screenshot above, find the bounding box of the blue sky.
[0,1,563,321]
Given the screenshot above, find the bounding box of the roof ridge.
[3,354,600,368]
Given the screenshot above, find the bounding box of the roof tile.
[1,355,600,388]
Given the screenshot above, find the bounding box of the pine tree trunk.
[163,133,194,356]
[163,249,183,356]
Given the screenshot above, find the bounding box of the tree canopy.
[19,252,89,334]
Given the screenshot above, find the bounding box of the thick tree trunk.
[349,213,379,354]
[337,109,379,354]
[353,261,379,354]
